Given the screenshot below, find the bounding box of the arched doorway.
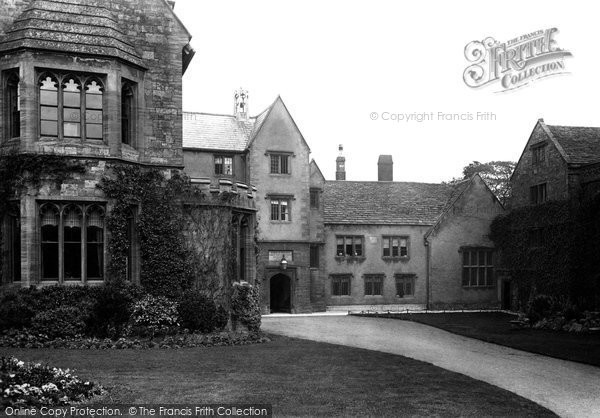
[270,273,291,313]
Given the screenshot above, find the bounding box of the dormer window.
[39,71,105,141]
[5,70,20,139]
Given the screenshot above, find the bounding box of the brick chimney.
[378,155,393,181]
[234,88,249,121]
[336,145,346,180]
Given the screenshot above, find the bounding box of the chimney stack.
[336,144,346,180]
[234,88,249,121]
[378,155,393,181]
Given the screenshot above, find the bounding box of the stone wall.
[510,123,569,208]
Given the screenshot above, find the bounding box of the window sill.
[269,173,292,176]
[462,285,495,289]
[382,256,410,262]
[270,220,292,224]
[335,256,366,263]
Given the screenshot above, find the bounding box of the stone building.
[322,156,504,310]
[0,0,198,287]
[510,119,600,208]
[183,93,324,313]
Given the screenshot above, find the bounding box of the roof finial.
[234,88,249,121]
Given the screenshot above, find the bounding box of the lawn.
[0,335,555,417]
[368,312,600,367]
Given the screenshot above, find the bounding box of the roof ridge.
[325,180,449,186]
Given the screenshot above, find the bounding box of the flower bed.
[1,357,103,408]
[0,330,270,350]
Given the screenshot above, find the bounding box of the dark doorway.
[270,274,291,313]
[502,280,512,310]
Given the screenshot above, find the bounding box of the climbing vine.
[99,164,242,302]
[0,153,86,283]
[490,199,600,309]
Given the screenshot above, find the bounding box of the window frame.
[310,189,320,209]
[382,235,409,259]
[335,235,364,258]
[270,197,291,222]
[530,183,547,205]
[2,203,21,283]
[269,153,291,175]
[331,274,351,296]
[214,154,234,176]
[531,143,547,166]
[461,248,495,288]
[38,71,106,142]
[121,80,137,147]
[39,202,106,283]
[4,69,21,140]
[309,244,319,268]
[395,274,416,298]
[364,274,384,296]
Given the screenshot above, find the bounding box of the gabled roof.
[182,112,255,151]
[323,180,465,225]
[0,0,145,68]
[183,96,309,153]
[545,124,600,165]
[310,159,325,182]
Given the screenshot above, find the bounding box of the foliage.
[214,305,229,331]
[490,199,600,310]
[0,286,98,332]
[0,330,269,349]
[450,160,515,205]
[31,307,87,339]
[0,153,86,283]
[129,295,179,337]
[230,282,261,332]
[99,165,195,298]
[0,357,102,408]
[87,282,142,339]
[177,289,219,333]
[527,294,554,324]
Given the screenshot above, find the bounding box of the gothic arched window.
[5,71,20,139]
[39,72,105,141]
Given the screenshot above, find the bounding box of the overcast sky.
[177,0,599,183]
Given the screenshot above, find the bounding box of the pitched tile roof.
[545,124,600,165]
[182,112,256,151]
[323,180,467,225]
[0,0,145,67]
[183,101,274,151]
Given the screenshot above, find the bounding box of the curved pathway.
[262,315,600,418]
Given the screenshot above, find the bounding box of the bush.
[129,295,179,337]
[87,282,142,338]
[230,282,261,332]
[527,294,554,323]
[1,356,102,407]
[214,305,229,331]
[177,290,219,333]
[30,306,87,339]
[0,291,35,331]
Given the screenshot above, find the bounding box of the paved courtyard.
[262,315,600,418]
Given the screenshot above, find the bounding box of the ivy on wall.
[99,164,241,302]
[490,199,600,309]
[0,153,86,283]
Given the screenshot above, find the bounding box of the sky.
[176,0,599,183]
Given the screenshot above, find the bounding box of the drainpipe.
[424,237,431,310]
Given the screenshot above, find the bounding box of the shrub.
[214,305,229,331]
[1,356,102,407]
[0,291,35,331]
[177,290,219,333]
[230,282,261,332]
[129,295,179,337]
[527,294,554,323]
[87,282,142,338]
[30,306,87,339]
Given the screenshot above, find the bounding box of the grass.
[0,335,555,417]
[374,312,600,367]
